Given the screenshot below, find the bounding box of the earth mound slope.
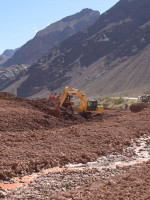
[0,92,85,132]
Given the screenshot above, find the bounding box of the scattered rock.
[0,191,7,198]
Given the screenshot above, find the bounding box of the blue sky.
[0,0,119,54]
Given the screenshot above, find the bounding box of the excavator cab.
[87,100,98,111]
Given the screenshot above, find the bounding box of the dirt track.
[0,92,150,199]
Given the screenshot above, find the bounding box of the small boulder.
[129,103,147,113]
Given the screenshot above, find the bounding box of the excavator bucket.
[49,107,61,118]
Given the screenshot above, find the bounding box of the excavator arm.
[59,86,70,107]
[59,86,88,112]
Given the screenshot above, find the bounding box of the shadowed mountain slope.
[84,43,150,97]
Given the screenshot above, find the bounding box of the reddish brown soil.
[0,92,150,182]
[57,161,150,200]
[0,92,84,132]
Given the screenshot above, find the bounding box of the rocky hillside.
[0,64,29,95]
[84,43,150,98]
[0,55,8,65]
[3,9,100,67]
[0,49,18,65]
[2,0,150,98]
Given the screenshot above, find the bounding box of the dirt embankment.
[0,92,84,132]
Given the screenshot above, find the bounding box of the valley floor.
[0,93,149,199]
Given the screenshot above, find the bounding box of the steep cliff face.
[3,9,100,67]
[13,0,150,98]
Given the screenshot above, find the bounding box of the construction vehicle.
[50,86,103,118]
[139,95,150,103]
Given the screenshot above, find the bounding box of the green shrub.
[102,103,109,108]
[114,97,125,105]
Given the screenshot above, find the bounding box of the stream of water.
[0,136,149,190]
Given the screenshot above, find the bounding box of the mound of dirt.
[27,98,85,122]
[0,99,64,132]
[0,92,21,100]
[27,98,55,115]
[129,103,147,113]
[0,92,85,132]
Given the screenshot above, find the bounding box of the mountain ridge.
[3,9,100,67]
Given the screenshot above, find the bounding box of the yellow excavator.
[58,86,103,118]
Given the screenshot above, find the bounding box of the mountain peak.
[36,9,100,37]
[4,9,100,67]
